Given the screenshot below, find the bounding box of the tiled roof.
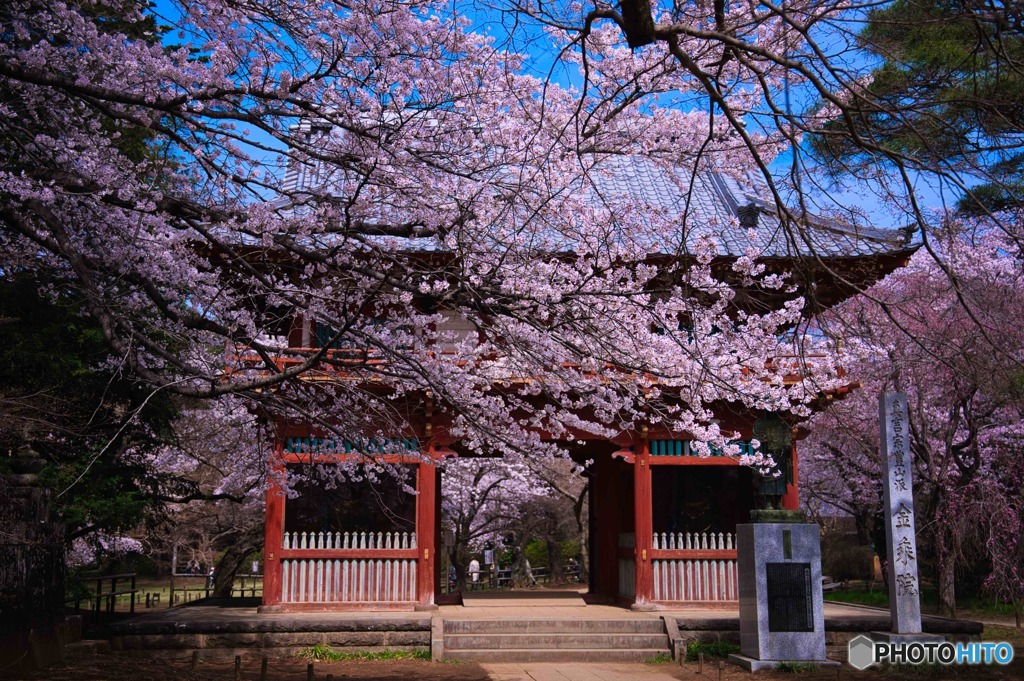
[586,155,911,258]
[277,152,912,258]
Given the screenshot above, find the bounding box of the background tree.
[441,458,547,592]
[0,275,178,549]
[810,0,1024,217]
[803,223,1024,616]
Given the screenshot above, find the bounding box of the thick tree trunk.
[854,511,873,546]
[212,526,263,598]
[575,521,589,583]
[449,543,469,594]
[573,484,589,582]
[935,532,957,618]
[547,539,563,583]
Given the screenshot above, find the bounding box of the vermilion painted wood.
[270,602,418,612]
[650,550,737,560]
[633,438,654,606]
[649,456,739,466]
[263,458,286,607]
[416,454,438,607]
[782,441,800,510]
[278,549,418,560]
[279,453,422,465]
[433,463,442,601]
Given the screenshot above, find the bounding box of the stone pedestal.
[728,523,837,671]
[870,631,945,645]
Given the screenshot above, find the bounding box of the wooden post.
[190,650,200,671]
[262,455,286,607]
[260,656,268,681]
[781,441,800,511]
[416,449,439,609]
[633,437,654,608]
[234,655,242,681]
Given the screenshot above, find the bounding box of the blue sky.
[146,0,948,232]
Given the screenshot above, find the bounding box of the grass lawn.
[826,585,1022,625]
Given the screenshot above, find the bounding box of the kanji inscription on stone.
[765,562,814,633]
[880,392,923,634]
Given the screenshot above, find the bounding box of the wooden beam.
[649,456,739,466]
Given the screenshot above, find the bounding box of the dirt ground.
[8,650,1023,681]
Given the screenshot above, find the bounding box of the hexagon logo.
[847,635,876,670]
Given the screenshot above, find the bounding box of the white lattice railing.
[652,531,735,551]
[281,558,417,603]
[282,531,417,550]
[653,559,738,601]
[651,531,738,602]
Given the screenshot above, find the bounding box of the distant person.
[252,560,259,575]
[469,558,480,589]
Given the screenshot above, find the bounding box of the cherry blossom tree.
[803,222,1024,616]
[441,457,548,591]
[1,0,842,471]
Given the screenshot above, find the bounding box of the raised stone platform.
[104,597,982,664]
[109,599,430,661]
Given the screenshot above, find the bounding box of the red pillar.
[416,450,439,609]
[782,441,800,511]
[262,459,285,608]
[633,437,655,608]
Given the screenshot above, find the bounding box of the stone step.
[443,619,665,634]
[444,648,670,663]
[446,632,670,650]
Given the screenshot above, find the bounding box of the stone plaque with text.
[880,392,924,635]
[766,562,813,632]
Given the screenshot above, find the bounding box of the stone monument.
[874,392,942,644]
[728,517,837,671]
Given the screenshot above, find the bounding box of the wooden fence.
[651,531,738,602]
[280,531,418,604]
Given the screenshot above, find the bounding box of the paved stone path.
[482,661,685,681]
